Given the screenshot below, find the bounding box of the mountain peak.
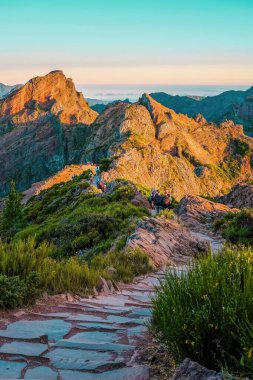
[0,71,98,125]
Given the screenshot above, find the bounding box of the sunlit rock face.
[0,71,98,195]
[87,94,253,199]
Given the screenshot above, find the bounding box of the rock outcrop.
[217,183,253,208]
[127,217,209,267]
[88,94,253,199]
[172,358,223,380]
[177,195,238,229]
[0,71,98,195]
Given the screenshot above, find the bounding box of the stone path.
[0,271,166,380]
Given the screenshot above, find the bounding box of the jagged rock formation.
[217,183,253,208]
[150,86,253,136]
[0,83,21,99]
[0,71,98,195]
[126,217,209,267]
[87,94,253,199]
[177,195,238,229]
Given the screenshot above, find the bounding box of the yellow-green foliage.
[152,246,253,377]
[0,237,152,308]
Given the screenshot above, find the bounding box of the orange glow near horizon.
[1,64,252,87]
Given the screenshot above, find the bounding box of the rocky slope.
[217,183,253,208]
[150,86,253,136]
[0,71,98,195]
[85,94,253,199]
[0,83,21,99]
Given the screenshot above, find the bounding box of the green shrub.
[159,209,175,219]
[91,248,153,283]
[0,273,40,309]
[0,237,152,307]
[99,158,112,172]
[152,246,253,376]
[214,209,253,245]
[233,139,251,157]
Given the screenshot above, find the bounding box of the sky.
[0,0,253,86]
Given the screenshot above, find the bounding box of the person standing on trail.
[95,166,100,176]
[89,172,93,185]
[163,190,173,209]
[149,189,157,209]
[154,190,163,213]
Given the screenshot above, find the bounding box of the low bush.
[152,246,253,377]
[214,209,253,245]
[0,237,152,307]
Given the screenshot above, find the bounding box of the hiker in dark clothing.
[149,189,157,209]
[95,166,100,176]
[154,190,164,213]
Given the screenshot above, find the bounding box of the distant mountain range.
[87,98,131,113]
[0,83,22,99]
[150,87,253,136]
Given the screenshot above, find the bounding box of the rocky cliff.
[0,71,98,195]
[84,94,253,199]
[150,86,253,136]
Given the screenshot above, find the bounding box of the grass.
[152,246,253,377]
[0,173,148,258]
[0,237,152,309]
[214,209,253,245]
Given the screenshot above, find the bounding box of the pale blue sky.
[0,0,252,85]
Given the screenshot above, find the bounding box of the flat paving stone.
[0,359,26,379]
[44,348,122,370]
[55,339,134,351]
[128,307,152,318]
[24,366,57,379]
[68,331,120,343]
[67,315,109,323]
[0,341,48,356]
[60,365,150,380]
[77,322,127,331]
[0,320,71,341]
[107,315,147,325]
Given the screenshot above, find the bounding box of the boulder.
[172,358,223,380]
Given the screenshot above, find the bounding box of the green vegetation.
[159,209,175,219]
[152,246,253,377]
[0,174,148,258]
[0,173,152,309]
[99,157,113,172]
[207,156,241,181]
[214,209,253,245]
[0,237,151,309]
[2,180,23,234]
[182,149,203,167]
[233,139,251,157]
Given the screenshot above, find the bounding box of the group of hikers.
[89,166,107,192]
[149,189,173,212]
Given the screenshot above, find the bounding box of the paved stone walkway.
[0,271,166,379]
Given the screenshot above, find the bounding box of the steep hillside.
[150,86,253,136]
[0,71,98,196]
[85,94,253,199]
[0,83,22,99]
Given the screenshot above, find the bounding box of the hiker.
[154,190,164,213]
[97,181,106,192]
[95,166,100,176]
[163,190,173,209]
[89,172,93,184]
[149,189,157,209]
